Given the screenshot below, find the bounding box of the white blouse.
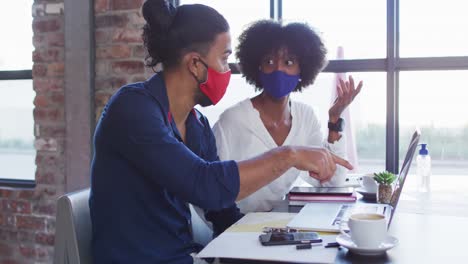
[213,98,347,213]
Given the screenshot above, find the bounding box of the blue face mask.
[259,70,300,99]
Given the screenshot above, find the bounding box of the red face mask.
[197,59,231,105]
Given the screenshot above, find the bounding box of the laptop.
[287,129,421,232]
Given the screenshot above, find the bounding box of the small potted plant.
[373,171,397,204]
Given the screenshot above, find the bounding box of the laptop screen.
[388,129,421,223]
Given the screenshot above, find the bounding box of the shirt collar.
[144,72,204,127]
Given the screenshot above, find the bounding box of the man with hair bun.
[89,1,353,263]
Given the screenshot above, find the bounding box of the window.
[399,71,468,176]
[282,0,386,60]
[0,0,35,184]
[179,0,468,176]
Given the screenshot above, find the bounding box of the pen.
[325,242,341,248]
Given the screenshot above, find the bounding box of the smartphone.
[289,187,354,196]
[259,232,322,246]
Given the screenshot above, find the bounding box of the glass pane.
[291,72,387,174]
[196,74,259,125]
[282,0,386,60]
[400,71,468,176]
[0,80,36,180]
[179,0,270,62]
[400,0,468,57]
[0,0,34,71]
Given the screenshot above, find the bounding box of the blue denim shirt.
[89,73,241,264]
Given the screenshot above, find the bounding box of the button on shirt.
[89,73,240,264]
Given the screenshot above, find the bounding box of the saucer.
[336,234,398,256]
[355,187,377,201]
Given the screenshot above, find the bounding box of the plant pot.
[377,183,393,204]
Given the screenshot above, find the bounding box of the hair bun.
[142,0,176,32]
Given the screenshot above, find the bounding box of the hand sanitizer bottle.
[417,144,431,192]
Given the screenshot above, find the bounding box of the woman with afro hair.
[212,20,363,213]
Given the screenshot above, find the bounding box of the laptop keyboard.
[332,204,381,226]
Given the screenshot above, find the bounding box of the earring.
[298,78,302,82]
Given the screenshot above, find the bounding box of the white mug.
[361,174,378,193]
[340,213,387,248]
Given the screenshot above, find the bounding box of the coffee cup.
[361,174,378,193]
[340,213,387,248]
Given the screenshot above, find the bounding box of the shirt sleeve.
[103,89,239,210]
[201,115,244,236]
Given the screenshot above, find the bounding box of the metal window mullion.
[386,0,399,174]
[270,0,274,19]
[0,70,32,80]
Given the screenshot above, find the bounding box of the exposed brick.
[38,125,66,138]
[32,3,45,17]
[45,218,56,233]
[34,138,58,152]
[17,186,61,202]
[95,29,111,44]
[0,214,15,228]
[95,0,110,13]
[111,61,144,75]
[0,189,14,198]
[35,170,61,185]
[96,61,109,76]
[34,108,64,124]
[0,260,24,264]
[133,45,145,58]
[33,202,56,216]
[112,28,141,43]
[128,12,145,27]
[36,246,53,261]
[0,242,13,257]
[33,49,62,63]
[2,200,32,214]
[33,18,61,33]
[16,216,46,231]
[111,0,144,10]
[16,231,36,243]
[96,45,132,59]
[95,92,113,107]
[45,3,64,15]
[47,63,65,77]
[33,94,49,108]
[0,229,17,242]
[35,153,60,169]
[33,78,64,92]
[0,259,24,264]
[19,244,35,259]
[95,77,127,91]
[33,32,64,48]
[50,92,65,105]
[35,233,55,246]
[95,14,129,28]
[32,64,47,77]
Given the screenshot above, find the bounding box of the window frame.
[0,69,35,188]
[179,0,468,174]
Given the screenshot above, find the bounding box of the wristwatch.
[328,117,344,132]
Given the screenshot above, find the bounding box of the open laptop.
[287,129,421,232]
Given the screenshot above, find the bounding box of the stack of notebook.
[288,187,357,207]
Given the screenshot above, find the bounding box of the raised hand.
[329,75,363,121]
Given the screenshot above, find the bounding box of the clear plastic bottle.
[417,143,431,192]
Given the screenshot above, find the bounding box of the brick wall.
[0,1,150,263]
[94,0,150,121]
[0,1,65,263]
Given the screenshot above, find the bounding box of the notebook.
[287,129,421,232]
[288,187,356,205]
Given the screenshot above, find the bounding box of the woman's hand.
[328,75,363,122]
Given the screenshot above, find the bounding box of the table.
[209,175,468,263]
